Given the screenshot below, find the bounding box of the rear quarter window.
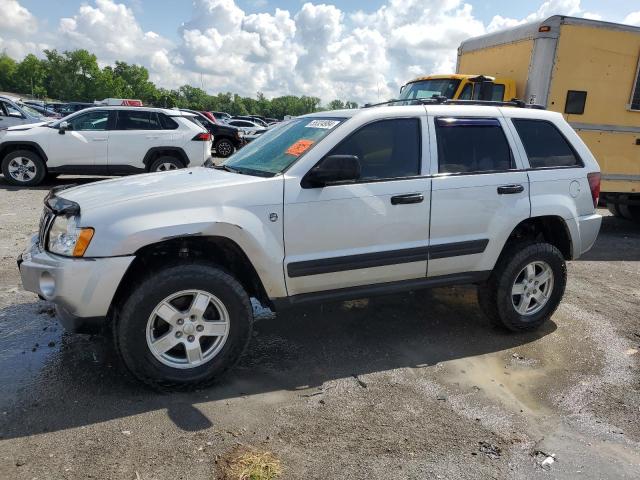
[159,114,179,130]
[512,119,582,168]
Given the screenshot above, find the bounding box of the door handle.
[497,184,524,195]
[92,138,108,142]
[391,193,424,205]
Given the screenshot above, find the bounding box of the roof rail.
[363,97,546,109]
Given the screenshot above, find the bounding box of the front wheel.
[1,150,47,186]
[114,264,253,390]
[478,242,566,332]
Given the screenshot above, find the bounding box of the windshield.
[399,79,461,100]
[223,117,345,176]
[17,103,45,118]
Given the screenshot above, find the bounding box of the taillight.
[192,132,211,141]
[587,172,601,208]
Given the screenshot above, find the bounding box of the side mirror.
[302,154,361,188]
[58,121,70,134]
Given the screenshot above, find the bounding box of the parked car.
[181,109,245,158]
[209,111,232,122]
[232,115,269,127]
[58,102,94,115]
[226,119,268,141]
[17,101,602,388]
[22,102,61,118]
[0,96,47,128]
[95,98,143,106]
[0,106,211,186]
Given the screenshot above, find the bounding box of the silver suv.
[18,102,602,389]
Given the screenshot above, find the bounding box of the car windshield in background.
[400,79,461,100]
[18,103,45,119]
[222,117,345,176]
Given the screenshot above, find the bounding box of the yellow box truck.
[454,15,640,221]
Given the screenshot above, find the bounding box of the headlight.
[47,215,94,257]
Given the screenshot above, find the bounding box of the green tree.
[328,99,345,110]
[14,54,48,97]
[113,61,157,101]
[0,52,18,91]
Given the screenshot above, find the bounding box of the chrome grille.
[38,207,55,250]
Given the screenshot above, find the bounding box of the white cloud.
[623,11,640,26]
[0,0,38,35]
[0,0,49,58]
[582,12,603,21]
[487,0,583,32]
[0,0,625,104]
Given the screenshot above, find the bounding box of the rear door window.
[435,118,514,173]
[115,111,161,130]
[512,119,582,168]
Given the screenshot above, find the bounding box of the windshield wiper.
[213,164,242,174]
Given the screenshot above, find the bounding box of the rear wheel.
[114,264,253,390]
[478,242,566,332]
[214,138,235,158]
[607,202,623,218]
[1,150,47,186]
[149,156,184,172]
[618,204,640,223]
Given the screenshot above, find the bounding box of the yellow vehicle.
[400,16,640,221]
[399,74,516,103]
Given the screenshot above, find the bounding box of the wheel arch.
[109,235,273,319]
[499,215,574,260]
[0,141,49,163]
[142,147,189,171]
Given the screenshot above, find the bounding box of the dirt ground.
[0,175,638,480]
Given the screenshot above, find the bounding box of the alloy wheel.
[8,157,37,182]
[511,261,554,316]
[155,162,179,172]
[146,290,230,369]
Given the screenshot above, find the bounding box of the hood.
[4,122,50,132]
[57,167,269,212]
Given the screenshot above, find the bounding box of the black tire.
[1,149,47,186]
[477,242,566,332]
[214,138,235,158]
[618,204,640,223]
[149,156,184,172]
[114,264,253,390]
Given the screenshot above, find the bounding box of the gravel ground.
[0,175,638,479]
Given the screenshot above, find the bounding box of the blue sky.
[18,0,639,41]
[5,0,640,102]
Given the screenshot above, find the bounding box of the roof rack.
[363,97,546,109]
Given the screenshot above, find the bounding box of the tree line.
[0,49,359,118]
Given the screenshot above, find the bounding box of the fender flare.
[142,147,190,170]
[0,141,49,162]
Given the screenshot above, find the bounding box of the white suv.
[18,102,602,389]
[0,106,212,186]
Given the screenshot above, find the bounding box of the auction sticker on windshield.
[286,139,314,157]
[306,119,340,129]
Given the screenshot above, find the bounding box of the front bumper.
[18,235,134,332]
